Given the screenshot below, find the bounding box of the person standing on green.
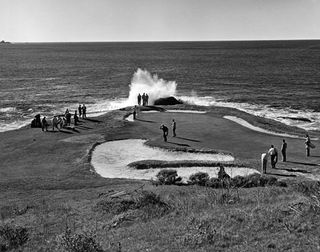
[160,124,169,142]
[281,139,287,162]
[172,119,176,137]
[305,134,311,157]
[268,145,278,169]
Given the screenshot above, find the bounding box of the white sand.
[166,110,207,114]
[91,139,258,181]
[125,114,134,122]
[224,115,307,139]
[140,110,206,114]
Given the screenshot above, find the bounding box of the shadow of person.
[58,130,74,134]
[85,118,102,123]
[267,172,296,177]
[167,141,190,147]
[276,167,311,173]
[176,136,200,142]
[136,118,155,123]
[286,161,320,167]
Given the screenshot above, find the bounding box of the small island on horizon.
[0,40,11,44]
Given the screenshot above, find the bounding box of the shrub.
[95,191,172,220]
[189,172,210,186]
[0,225,29,251]
[134,191,172,218]
[182,217,216,247]
[156,169,181,185]
[205,174,285,189]
[206,178,223,188]
[60,228,104,252]
[95,198,135,214]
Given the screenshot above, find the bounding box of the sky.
[1,0,320,42]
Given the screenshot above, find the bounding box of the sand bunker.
[166,110,207,114]
[141,110,206,114]
[91,139,258,181]
[125,114,134,122]
[224,116,307,139]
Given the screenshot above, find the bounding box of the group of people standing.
[40,104,87,132]
[160,119,176,142]
[261,134,315,174]
[137,93,149,106]
[78,104,87,119]
[261,140,286,174]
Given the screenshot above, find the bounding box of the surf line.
[224,115,318,140]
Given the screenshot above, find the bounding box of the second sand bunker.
[91,139,259,181]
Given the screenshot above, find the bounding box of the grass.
[1,105,320,251]
[1,179,320,251]
[128,160,245,169]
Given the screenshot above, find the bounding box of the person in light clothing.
[261,152,269,174]
[172,119,176,137]
[268,145,278,169]
[305,134,311,157]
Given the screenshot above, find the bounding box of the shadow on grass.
[85,118,102,123]
[286,161,320,167]
[277,167,312,173]
[59,130,74,134]
[267,172,297,177]
[176,136,200,142]
[167,141,190,147]
[76,125,93,130]
[47,130,73,134]
[136,118,156,123]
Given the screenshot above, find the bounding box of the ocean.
[0,40,320,132]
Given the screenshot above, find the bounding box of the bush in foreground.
[189,172,210,186]
[59,228,104,252]
[0,225,29,251]
[192,173,286,189]
[156,169,182,185]
[95,191,172,221]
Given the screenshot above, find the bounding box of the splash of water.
[127,68,177,105]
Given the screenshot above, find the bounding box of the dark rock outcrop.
[154,96,183,106]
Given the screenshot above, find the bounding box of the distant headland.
[0,40,11,44]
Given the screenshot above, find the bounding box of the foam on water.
[178,95,320,132]
[224,116,319,140]
[1,69,319,133]
[0,107,17,113]
[127,69,177,106]
[91,139,245,181]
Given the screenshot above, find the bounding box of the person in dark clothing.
[218,165,230,180]
[137,93,142,106]
[41,117,48,131]
[66,111,71,126]
[160,124,169,142]
[78,105,82,118]
[172,119,176,137]
[82,104,87,119]
[145,93,149,105]
[281,139,287,162]
[74,110,79,126]
[142,93,146,106]
[133,106,137,120]
[35,114,41,127]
